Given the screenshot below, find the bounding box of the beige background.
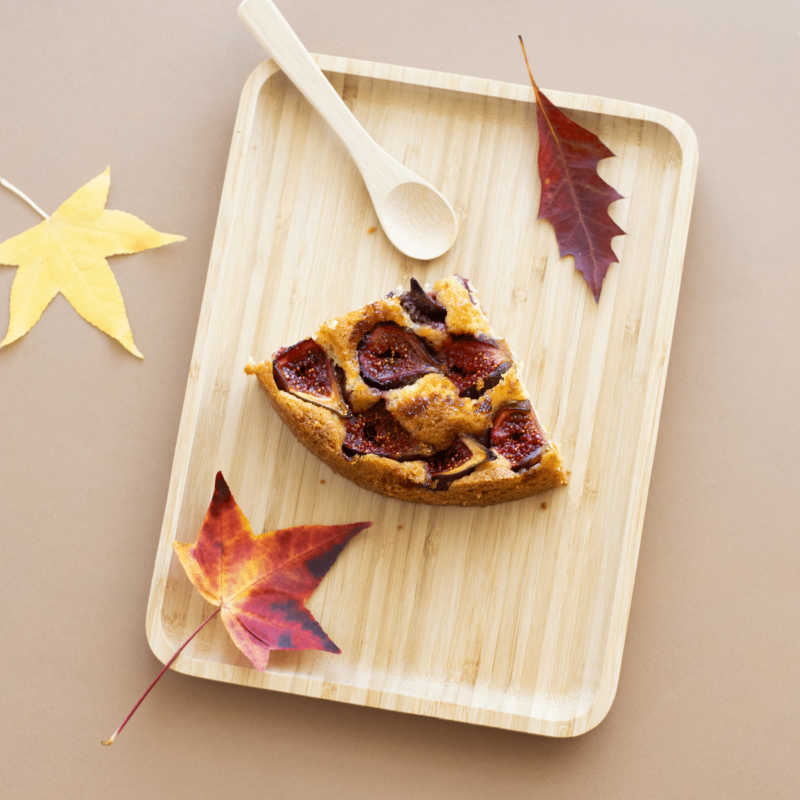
[1,0,798,797]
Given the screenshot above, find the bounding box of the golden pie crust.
[245,276,567,506]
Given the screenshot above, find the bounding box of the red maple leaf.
[520,37,625,301]
[103,472,370,745]
[174,471,370,669]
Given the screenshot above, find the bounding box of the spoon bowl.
[238,0,458,260]
[380,182,458,260]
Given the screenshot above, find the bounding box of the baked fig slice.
[428,434,495,489]
[358,323,441,390]
[441,336,511,398]
[456,274,476,304]
[400,278,447,327]
[490,401,547,470]
[343,401,435,461]
[272,339,349,416]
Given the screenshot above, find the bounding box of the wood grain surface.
[146,55,697,736]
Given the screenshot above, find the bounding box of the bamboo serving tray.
[146,55,698,737]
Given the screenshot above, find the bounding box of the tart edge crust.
[244,359,568,508]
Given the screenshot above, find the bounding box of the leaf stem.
[101,606,221,746]
[518,36,539,98]
[0,176,49,219]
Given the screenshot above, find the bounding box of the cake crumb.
[541,501,548,509]
[367,226,376,233]
[320,479,326,484]
[398,525,403,530]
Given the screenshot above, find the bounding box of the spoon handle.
[238,0,389,190]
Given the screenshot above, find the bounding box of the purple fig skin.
[456,274,477,304]
[427,435,495,490]
[272,339,348,416]
[490,402,546,470]
[357,323,441,390]
[400,278,447,327]
[343,401,434,461]
[441,336,511,399]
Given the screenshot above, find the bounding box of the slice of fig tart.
[245,276,566,506]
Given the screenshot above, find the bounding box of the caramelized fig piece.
[428,434,495,489]
[357,323,441,390]
[343,401,434,461]
[491,401,546,470]
[272,339,349,416]
[456,274,476,304]
[441,336,511,398]
[400,278,447,327]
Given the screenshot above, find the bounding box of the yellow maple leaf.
[0,167,184,357]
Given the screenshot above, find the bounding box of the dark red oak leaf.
[520,36,625,301]
[103,472,371,745]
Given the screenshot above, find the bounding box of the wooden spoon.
[238,0,458,260]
